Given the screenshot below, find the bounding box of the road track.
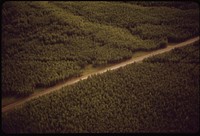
[2,36,199,113]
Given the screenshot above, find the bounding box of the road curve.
[2,36,199,113]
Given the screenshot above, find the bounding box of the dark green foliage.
[2,1,199,96]
[2,43,199,133]
[53,1,199,42]
[2,60,81,96]
[158,40,167,48]
[144,42,200,63]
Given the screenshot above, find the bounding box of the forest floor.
[2,36,199,113]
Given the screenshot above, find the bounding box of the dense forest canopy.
[2,1,199,133]
[2,1,199,96]
[2,42,199,133]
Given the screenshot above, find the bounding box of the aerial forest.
[2,1,199,96]
[2,41,199,133]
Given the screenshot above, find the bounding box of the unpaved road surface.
[2,36,199,113]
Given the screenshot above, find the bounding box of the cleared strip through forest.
[2,36,199,113]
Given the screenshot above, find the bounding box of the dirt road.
[2,36,199,113]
